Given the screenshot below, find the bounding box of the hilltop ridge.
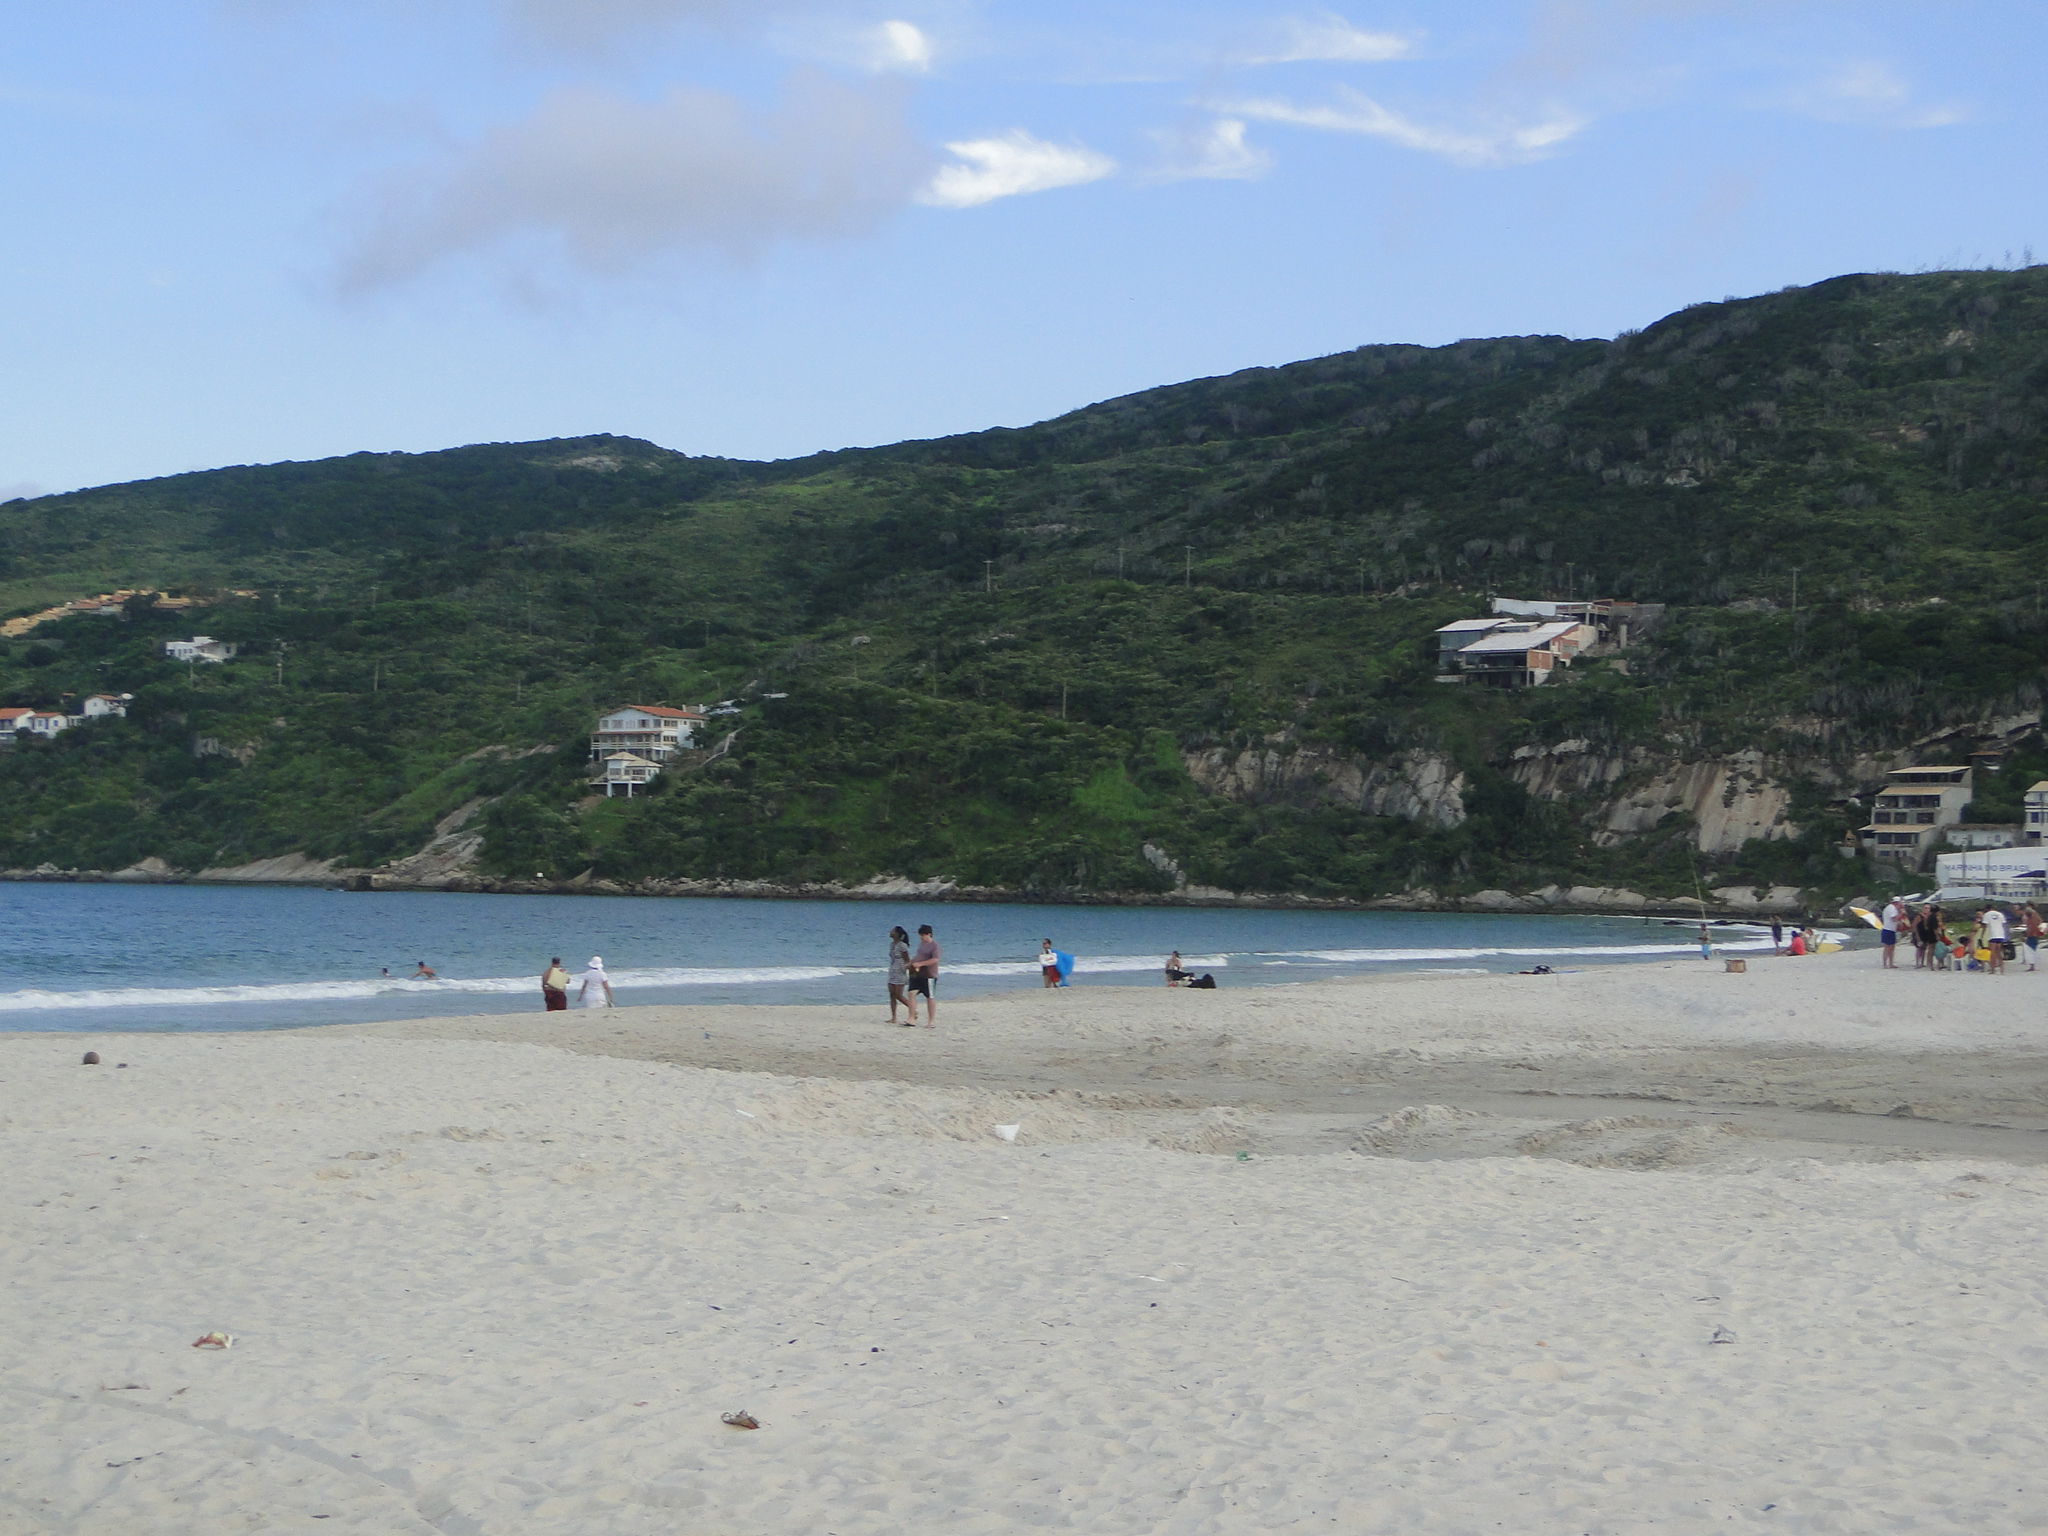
[2,267,2045,906]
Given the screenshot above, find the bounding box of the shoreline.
[16,954,2040,1168]
[0,862,1824,919]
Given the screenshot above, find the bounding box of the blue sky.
[2,0,2041,496]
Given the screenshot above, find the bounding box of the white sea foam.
[0,966,852,1013]
[0,940,1776,1014]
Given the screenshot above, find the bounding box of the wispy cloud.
[917,129,1116,208]
[1147,118,1271,182]
[1230,13,1413,67]
[335,73,932,289]
[1223,87,1587,167]
[868,19,934,73]
[1778,60,1965,130]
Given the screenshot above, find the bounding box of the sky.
[2,0,2042,498]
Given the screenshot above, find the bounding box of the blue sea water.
[0,882,1800,1033]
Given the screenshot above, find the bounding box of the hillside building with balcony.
[1436,619,1592,687]
[1861,765,1974,865]
[590,704,705,765]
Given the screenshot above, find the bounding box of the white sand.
[5,955,2048,1534]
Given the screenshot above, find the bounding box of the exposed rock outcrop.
[195,852,342,884]
[1182,745,1467,828]
[1595,752,1794,853]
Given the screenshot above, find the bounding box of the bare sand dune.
[4,954,2047,1533]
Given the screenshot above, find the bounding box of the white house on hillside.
[164,635,238,664]
[590,704,705,764]
[597,751,662,797]
[76,693,130,718]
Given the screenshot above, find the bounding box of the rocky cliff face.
[1187,735,1809,854]
[1181,745,1468,828]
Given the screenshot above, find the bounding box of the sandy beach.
[5,953,2047,1533]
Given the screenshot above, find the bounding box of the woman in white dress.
[577,956,615,1009]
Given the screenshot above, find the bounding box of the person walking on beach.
[2021,904,2044,972]
[887,926,914,1024]
[907,925,940,1027]
[541,956,570,1012]
[1770,919,1784,955]
[1039,939,1062,989]
[577,955,615,1008]
[1697,923,1715,961]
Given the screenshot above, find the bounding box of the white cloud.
[336,73,933,289]
[1223,87,1587,166]
[1781,60,1965,129]
[917,130,1116,208]
[1148,118,1271,182]
[869,19,934,73]
[1233,14,1413,67]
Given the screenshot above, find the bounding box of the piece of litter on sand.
[1708,1326,1737,1345]
[992,1124,1021,1142]
[82,1051,101,1065]
[735,1109,756,1119]
[721,1410,761,1429]
[191,1332,233,1350]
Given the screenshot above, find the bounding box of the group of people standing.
[885,925,943,1026]
[1877,898,2042,974]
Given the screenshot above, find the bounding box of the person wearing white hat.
[577,956,615,1009]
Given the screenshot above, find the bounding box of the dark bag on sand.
[1189,973,1217,989]
[2003,940,2018,960]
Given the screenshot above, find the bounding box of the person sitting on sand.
[1786,929,1807,957]
[412,960,437,979]
[1164,951,1193,986]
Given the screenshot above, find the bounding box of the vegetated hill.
[2,267,2045,906]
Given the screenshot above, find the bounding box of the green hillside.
[4,267,2046,904]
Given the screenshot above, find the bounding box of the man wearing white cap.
[577,956,615,1008]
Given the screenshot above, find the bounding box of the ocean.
[0,882,1804,1033]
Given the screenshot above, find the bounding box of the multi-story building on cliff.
[1861,766,1974,866]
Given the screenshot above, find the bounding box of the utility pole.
[1358,560,1366,598]
[984,559,994,593]
[274,642,287,688]
[1060,681,1068,720]
[1184,546,1193,587]
[1790,567,1800,613]
[1117,541,1125,580]
[371,660,380,693]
